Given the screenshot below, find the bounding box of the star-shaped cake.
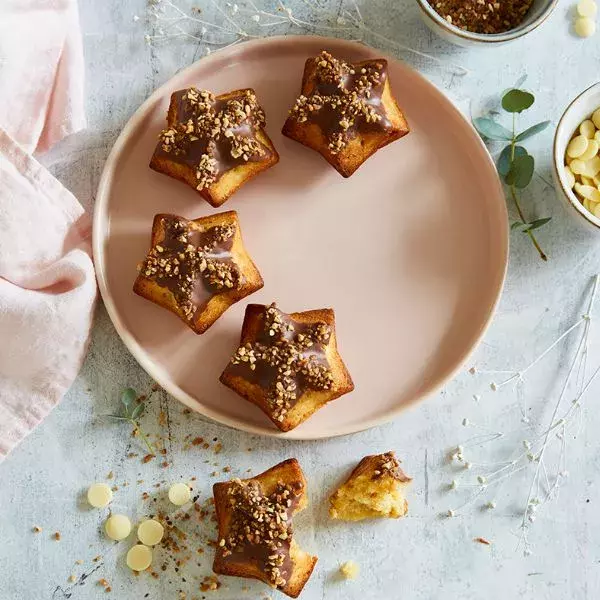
[133,211,263,334]
[150,87,279,207]
[213,458,317,598]
[282,50,409,177]
[219,303,354,431]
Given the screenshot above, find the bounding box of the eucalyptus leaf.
[130,403,145,421]
[502,89,535,113]
[121,387,137,410]
[524,217,552,231]
[497,145,527,177]
[506,154,535,188]
[472,117,513,141]
[515,121,551,142]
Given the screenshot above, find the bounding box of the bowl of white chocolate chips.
[554,83,600,231]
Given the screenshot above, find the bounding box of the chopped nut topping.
[288,51,390,154]
[227,304,334,421]
[158,88,268,189]
[140,216,243,321]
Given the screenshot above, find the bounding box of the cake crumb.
[474,537,491,545]
[32,525,42,533]
[340,560,360,580]
[54,531,61,541]
[68,575,76,583]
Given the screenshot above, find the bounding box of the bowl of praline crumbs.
[415,0,558,46]
[553,83,600,233]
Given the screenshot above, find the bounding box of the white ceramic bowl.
[415,0,558,47]
[553,83,600,233]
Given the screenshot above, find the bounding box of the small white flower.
[473,394,481,401]
[559,470,569,478]
[522,440,531,450]
[450,480,458,490]
[477,475,487,485]
[456,445,464,454]
[133,15,140,22]
[285,7,293,16]
[462,418,469,427]
[144,34,151,44]
[528,514,536,523]
[490,382,498,391]
[465,462,472,470]
[337,15,346,25]
[251,14,260,22]
[201,26,207,35]
[486,500,497,509]
[521,416,531,424]
[232,3,239,14]
[526,452,535,462]
[447,509,455,517]
[205,47,212,55]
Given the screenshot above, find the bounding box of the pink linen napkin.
[0,0,96,461]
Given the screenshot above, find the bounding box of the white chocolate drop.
[575,17,596,37]
[594,203,600,218]
[593,109,600,130]
[580,119,597,139]
[567,134,589,158]
[564,165,576,189]
[575,183,597,199]
[87,483,113,508]
[137,519,164,546]
[577,0,597,18]
[126,545,153,571]
[570,159,587,175]
[168,482,191,506]
[579,139,599,160]
[105,514,132,541]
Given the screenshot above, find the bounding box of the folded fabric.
[0,128,96,461]
[0,0,86,153]
[0,0,94,462]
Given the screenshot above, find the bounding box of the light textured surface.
[2,1,600,599]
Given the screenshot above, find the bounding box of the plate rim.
[93,34,509,440]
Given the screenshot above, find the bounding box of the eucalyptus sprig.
[105,388,155,455]
[473,88,551,262]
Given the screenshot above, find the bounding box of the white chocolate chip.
[593,109,600,130]
[574,182,598,199]
[577,0,597,18]
[579,139,599,160]
[137,519,164,546]
[570,158,588,175]
[593,203,600,218]
[580,119,597,138]
[168,482,191,506]
[87,483,113,508]
[567,134,589,158]
[564,165,576,188]
[575,17,596,37]
[105,514,132,541]
[126,545,153,571]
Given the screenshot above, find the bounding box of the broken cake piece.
[150,87,279,207]
[133,211,263,334]
[329,451,412,521]
[213,458,317,598]
[282,50,409,177]
[219,303,354,432]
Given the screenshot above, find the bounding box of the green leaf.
[121,387,137,411]
[502,89,535,113]
[506,154,535,188]
[515,121,551,142]
[130,403,145,421]
[473,117,513,141]
[497,145,527,178]
[511,221,526,231]
[524,217,552,232]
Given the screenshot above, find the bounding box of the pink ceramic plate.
[94,36,508,439]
